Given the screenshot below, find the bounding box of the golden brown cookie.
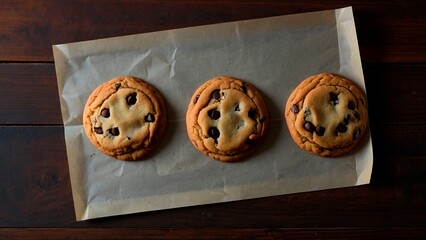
[83,76,166,160]
[285,73,368,157]
[186,76,269,162]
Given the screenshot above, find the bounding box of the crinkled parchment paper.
[53,7,373,221]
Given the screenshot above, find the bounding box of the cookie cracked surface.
[83,76,166,160]
[285,73,368,157]
[186,76,269,162]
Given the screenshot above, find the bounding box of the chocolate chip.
[101,108,110,118]
[211,90,220,100]
[248,108,256,120]
[94,127,103,134]
[291,104,299,114]
[246,138,256,146]
[259,116,265,124]
[316,126,325,136]
[330,92,339,105]
[109,127,120,136]
[353,128,361,140]
[115,83,121,90]
[344,113,351,125]
[348,100,356,110]
[208,109,221,120]
[241,84,247,93]
[145,113,155,122]
[330,92,339,102]
[126,92,137,105]
[208,127,220,139]
[336,123,347,133]
[193,94,200,104]
[234,104,240,111]
[303,121,316,133]
[354,111,361,120]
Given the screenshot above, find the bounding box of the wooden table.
[1,1,425,239]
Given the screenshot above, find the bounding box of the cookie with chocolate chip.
[83,76,166,160]
[186,76,269,162]
[285,73,368,157]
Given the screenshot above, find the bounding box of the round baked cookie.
[186,76,269,162]
[83,76,166,161]
[285,73,368,157]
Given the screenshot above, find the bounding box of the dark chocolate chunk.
[344,113,351,125]
[354,111,361,120]
[115,83,121,90]
[259,116,265,124]
[193,94,200,104]
[234,104,240,112]
[303,121,316,133]
[330,92,339,102]
[211,90,221,100]
[241,84,247,93]
[348,100,356,110]
[330,92,339,105]
[94,127,103,134]
[208,127,220,139]
[126,92,137,105]
[246,138,256,146]
[208,109,221,120]
[353,128,361,140]
[145,113,155,122]
[316,126,325,136]
[336,123,348,133]
[109,127,120,136]
[291,104,299,114]
[248,108,256,120]
[101,108,110,118]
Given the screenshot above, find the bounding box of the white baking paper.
[53,6,373,221]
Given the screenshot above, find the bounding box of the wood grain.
[0,63,61,125]
[0,126,424,228]
[0,227,425,240]
[0,1,424,62]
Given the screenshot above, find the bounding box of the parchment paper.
[53,6,373,221]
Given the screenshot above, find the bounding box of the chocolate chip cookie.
[285,73,368,157]
[83,76,166,160]
[186,76,269,162]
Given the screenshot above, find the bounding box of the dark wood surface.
[1,1,425,239]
